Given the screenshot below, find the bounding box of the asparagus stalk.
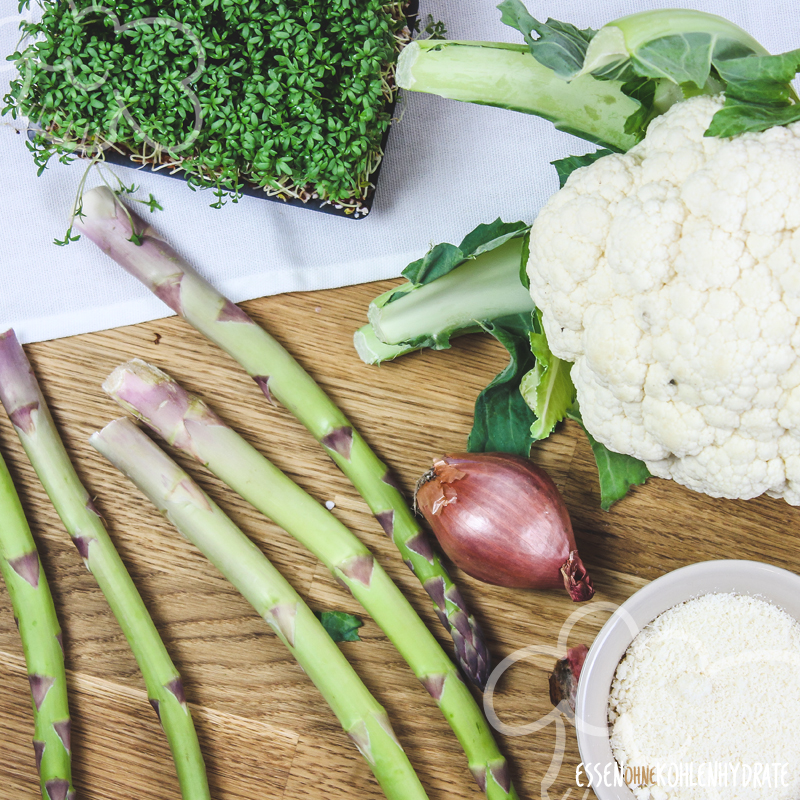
[395,40,640,151]
[90,417,430,800]
[0,330,211,800]
[74,187,491,691]
[0,448,74,800]
[104,359,519,800]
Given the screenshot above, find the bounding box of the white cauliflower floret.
[527,95,800,503]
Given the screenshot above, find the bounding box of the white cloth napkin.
[1,0,798,344]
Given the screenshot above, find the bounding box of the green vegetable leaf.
[706,48,800,137]
[497,0,538,47]
[714,47,800,98]
[632,32,715,89]
[497,0,595,79]
[705,100,800,138]
[566,405,650,510]
[468,313,538,457]
[519,229,531,290]
[521,310,576,441]
[619,77,660,138]
[551,149,612,188]
[399,218,529,290]
[314,611,363,642]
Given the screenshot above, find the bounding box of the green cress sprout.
[5,0,410,212]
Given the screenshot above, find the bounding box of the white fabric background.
[1,0,798,343]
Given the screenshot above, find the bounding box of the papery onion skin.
[415,453,594,601]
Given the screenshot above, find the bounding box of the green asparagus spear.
[75,186,490,689]
[0,449,73,800]
[0,330,211,800]
[90,417,430,800]
[104,358,519,800]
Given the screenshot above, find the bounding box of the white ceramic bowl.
[574,559,800,800]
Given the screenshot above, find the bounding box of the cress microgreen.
[5,0,409,211]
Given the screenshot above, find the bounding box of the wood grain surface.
[1,280,798,800]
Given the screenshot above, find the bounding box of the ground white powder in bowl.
[608,592,800,800]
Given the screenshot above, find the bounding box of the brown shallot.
[549,644,589,715]
[415,453,593,601]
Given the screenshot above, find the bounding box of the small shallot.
[415,453,594,601]
[549,644,589,715]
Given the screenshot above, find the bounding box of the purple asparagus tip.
[320,426,354,460]
[8,551,40,588]
[174,478,214,512]
[44,778,70,800]
[72,535,96,561]
[470,766,487,793]
[268,603,298,647]
[490,760,512,793]
[217,299,253,324]
[451,619,490,690]
[29,674,55,711]
[421,674,446,702]
[85,497,103,518]
[435,608,451,632]
[423,576,446,612]
[405,532,436,564]
[0,331,41,435]
[253,375,276,406]
[339,554,374,588]
[53,719,71,752]
[33,740,45,774]
[9,401,39,435]
[153,273,184,315]
[380,469,404,494]
[374,510,394,537]
[347,720,373,764]
[444,585,467,613]
[165,677,187,706]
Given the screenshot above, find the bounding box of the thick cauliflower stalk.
[527,95,800,504]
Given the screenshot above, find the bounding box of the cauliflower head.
[527,95,800,503]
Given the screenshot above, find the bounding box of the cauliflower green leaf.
[498,0,596,79]
[551,149,613,188]
[566,406,650,511]
[468,313,538,457]
[706,48,800,136]
[314,611,363,642]
[521,310,576,442]
[501,2,800,141]
[397,217,530,292]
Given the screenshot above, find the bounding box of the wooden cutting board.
[0,280,797,800]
